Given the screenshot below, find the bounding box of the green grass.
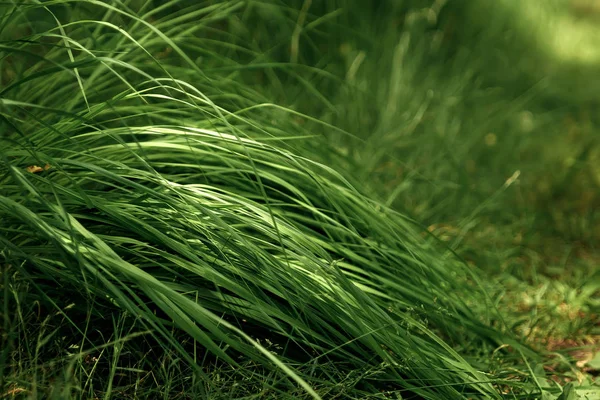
[1,1,598,399]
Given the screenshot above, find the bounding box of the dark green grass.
[1,0,598,399]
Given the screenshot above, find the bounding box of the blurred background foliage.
[193,0,600,281]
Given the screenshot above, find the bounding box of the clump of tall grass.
[0,1,540,398]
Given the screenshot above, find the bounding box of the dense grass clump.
[1,1,598,399]
[0,2,521,399]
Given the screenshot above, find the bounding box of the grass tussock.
[1,1,598,399]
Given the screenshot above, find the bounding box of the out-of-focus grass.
[245,0,600,280]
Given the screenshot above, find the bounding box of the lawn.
[0,1,598,399]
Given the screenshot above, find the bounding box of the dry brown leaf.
[26,164,51,173]
[26,165,43,173]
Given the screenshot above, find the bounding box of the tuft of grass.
[1,0,598,399]
[0,1,543,399]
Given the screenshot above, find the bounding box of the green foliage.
[1,0,598,399]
